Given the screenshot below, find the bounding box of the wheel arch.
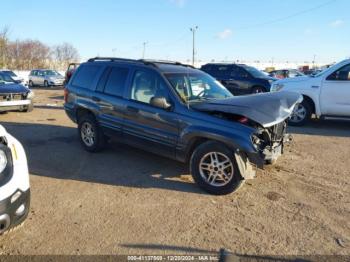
[301,94,316,115]
[76,107,96,122]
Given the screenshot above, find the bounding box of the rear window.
[72,65,101,89]
[103,67,129,97]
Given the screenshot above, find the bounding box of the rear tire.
[78,114,105,152]
[44,80,49,87]
[190,141,244,195]
[28,80,34,88]
[289,100,312,126]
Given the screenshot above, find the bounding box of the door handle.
[127,106,139,113]
[92,96,101,102]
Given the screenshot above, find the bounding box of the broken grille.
[0,93,24,102]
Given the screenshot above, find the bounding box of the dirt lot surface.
[0,88,349,257]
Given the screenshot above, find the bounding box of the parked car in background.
[0,125,30,234]
[271,59,350,126]
[64,57,301,195]
[303,69,323,76]
[28,69,65,87]
[200,63,277,95]
[0,73,34,113]
[0,70,24,85]
[64,63,80,86]
[269,69,305,79]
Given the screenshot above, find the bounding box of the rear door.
[320,63,350,116]
[94,66,131,136]
[123,68,179,159]
[226,66,252,95]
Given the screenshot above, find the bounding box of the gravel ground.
[0,88,349,257]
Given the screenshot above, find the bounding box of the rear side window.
[72,65,100,89]
[103,67,129,97]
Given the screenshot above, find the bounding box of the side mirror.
[150,96,172,110]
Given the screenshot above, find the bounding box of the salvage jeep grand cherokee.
[64,58,301,195]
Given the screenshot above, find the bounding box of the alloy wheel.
[199,152,234,187]
[80,122,95,147]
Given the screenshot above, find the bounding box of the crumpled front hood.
[0,83,29,94]
[191,91,303,128]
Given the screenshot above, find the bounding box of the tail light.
[64,88,69,103]
[238,117,249,124]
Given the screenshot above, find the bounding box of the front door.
[320,63,350,116]
[123,69,179,159]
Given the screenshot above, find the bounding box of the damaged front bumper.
[249,133,292,169]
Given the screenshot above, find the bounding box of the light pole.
[112,48,117,57]
[142,42,148,59]
[190,26,198,66]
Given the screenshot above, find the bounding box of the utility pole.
[312,54,316,68]
[190,26,198,66]
[142,42,148,59]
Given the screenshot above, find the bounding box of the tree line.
[0,27,80,71]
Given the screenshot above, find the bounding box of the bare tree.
[0,26,10,68]
[0,26,80,70]
[52,42,80,69]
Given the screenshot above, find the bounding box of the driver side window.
[327,64,350,81]
[131,70,168,104]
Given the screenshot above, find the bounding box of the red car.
[64,63,80,86]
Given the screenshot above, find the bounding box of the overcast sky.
[1,0,349,63]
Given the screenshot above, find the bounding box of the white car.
[271,59,350,126]
[0,125,30,234]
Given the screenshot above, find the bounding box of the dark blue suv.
[201,63,277,95]
[64,57,301,195]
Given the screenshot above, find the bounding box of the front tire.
[22,102,34,113]
[190,141,244,195]
[289,100,312,126]
[78,114,105,152]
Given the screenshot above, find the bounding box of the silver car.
[28,69,65,87]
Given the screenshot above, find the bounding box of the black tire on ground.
[288,100,312,127]
[28,80,34,88]
[251,86,266,94]
[77,114,105,152]
[44,80,49,87]
[190,141,244,195]
[23,102,34,113]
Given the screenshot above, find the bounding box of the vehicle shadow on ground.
[288,118,350,138]
[120,243,217,254]
[1,121,204,195]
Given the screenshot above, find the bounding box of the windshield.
[243,66,268,78]
[0,73,15,84]
[44,70,60,76]
[165,72,233,103]
[2,70,17,77]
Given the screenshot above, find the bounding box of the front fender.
[178,125,258,162]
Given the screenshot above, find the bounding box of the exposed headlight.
[271,83,284,92]
[27,90,34,99]
[0,149,8,173]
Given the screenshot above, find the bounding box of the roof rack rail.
[139,59,195,68]
[87,57,195,69]
[87,57,142,63]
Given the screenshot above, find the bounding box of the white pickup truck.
[271,59,350,126]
